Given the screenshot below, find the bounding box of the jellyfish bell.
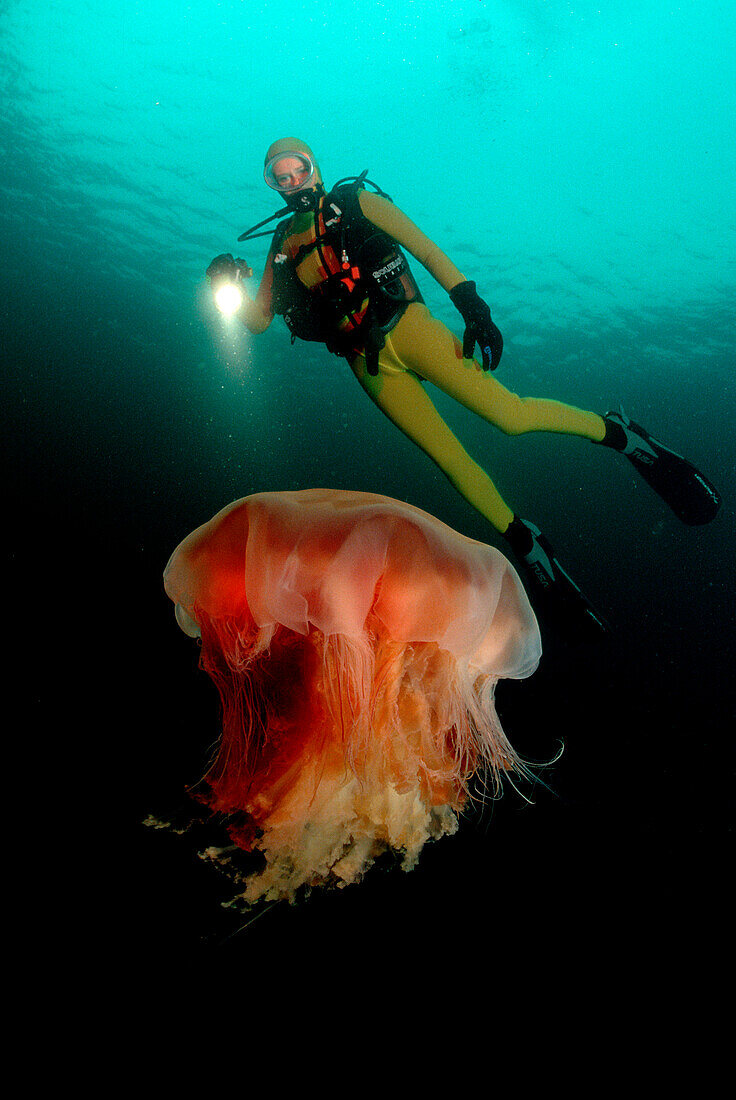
[174,603,200,639]
[163,488,542,906]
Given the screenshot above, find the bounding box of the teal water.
[3,2,734,957]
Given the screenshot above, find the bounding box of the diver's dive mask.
[263,150,324,211]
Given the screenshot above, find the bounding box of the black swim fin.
[508,519,610,639]
[603,409,721,526]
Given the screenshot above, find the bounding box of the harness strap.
[271,179,417,361]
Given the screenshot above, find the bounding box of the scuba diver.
[206,137,721,636]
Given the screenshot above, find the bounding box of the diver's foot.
[505,518,610,639]
[601,409,721,526]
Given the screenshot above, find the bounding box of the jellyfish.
[163,489,541,905]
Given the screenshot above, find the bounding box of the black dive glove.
[206,253,252,285]
[449,280,503,371]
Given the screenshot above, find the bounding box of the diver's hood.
[238,140,387,243]
[263,137,325,211]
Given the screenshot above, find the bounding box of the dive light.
[214,281,244,316]
[206,254,251,316]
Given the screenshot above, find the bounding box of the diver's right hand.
[206,254,253,282]
[449,280,503,371]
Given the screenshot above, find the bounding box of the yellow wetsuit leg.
[351,303,606,534]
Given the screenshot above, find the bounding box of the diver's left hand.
[449,280,503,371]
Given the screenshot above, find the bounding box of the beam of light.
[215,283,244,316]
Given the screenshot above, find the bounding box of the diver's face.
[272,156,312,192]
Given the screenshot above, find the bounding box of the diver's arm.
[205,251,274,334]
[358,190,503,370]
[238,244,276,334]
[238,279,273,334]
[357,190,467,292]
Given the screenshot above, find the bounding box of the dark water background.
[3,2,734,971]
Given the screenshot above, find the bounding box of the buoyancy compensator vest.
[240,173,423,374]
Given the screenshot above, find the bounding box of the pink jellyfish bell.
[163,489,542,905]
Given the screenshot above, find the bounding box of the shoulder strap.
[323,181,363,231]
